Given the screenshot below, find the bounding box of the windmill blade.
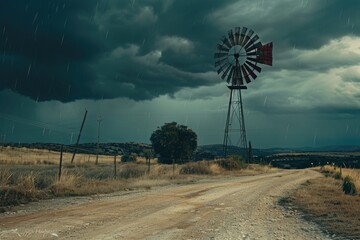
[214,52,228,59]
[221,36,232,48]
[239,27,247,46]
[246,42,262,53]
[221,64,232,80]
[217,62,230,74]
[246,57,263,64]
[254,42,273,66]
[245,60,262,73]
[241,65,251,84]
[242,29,254,47]
[215,58,228,68]
[246,51,258,56]
[216,43,229,52]
[235,27,240,45]
[244,35,259,50]
[227,66,235,83]
[244,63,257,81]
[228,29,235,46]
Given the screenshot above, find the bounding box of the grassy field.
[321,165,360,192]
[285,166,360,239]
[0,146,273,210]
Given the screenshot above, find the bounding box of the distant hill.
[198,144,360,157]
[4,142,152,156]
[290,145,360,152]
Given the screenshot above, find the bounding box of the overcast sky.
[1,0,360,148]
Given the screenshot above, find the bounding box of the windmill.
[214,27,273,160]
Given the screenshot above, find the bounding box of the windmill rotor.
[214,27,273,86]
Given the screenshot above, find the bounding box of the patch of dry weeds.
[290,177,360,239]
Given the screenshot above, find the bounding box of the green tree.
[150,122,197,164]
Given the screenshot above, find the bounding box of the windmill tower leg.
[223,86,248,161]
[223,89,233,157]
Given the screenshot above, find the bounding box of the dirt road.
[0,170,332,240]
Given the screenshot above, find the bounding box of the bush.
[0,187,37,206]
[216,155,247,170]
[121,154,137,163]
[119,164,146,179]
[216,159,239,170]
[0,170,12,186]
[50,173,83,196]
[342,176,357,195]
[333,171,342,180]
[179,162,212,175]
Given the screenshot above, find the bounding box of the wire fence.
[0,145,119,164]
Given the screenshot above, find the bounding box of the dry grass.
[51,172,127,196]
[0,169,12,186]
[288,177,360,239]
[180,161,214,175]
[0,147,278,208]
[0,146,117,165]
[320,165,360,194]
[341,168,360,191]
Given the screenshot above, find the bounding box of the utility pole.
[71,109,88,164]
[95,117,102,165]
[58,145,64,181]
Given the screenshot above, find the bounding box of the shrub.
[230,155,247,169]
[216,155,247,170]
[179,162,212,175]
[51,173,83,196]
[0,187,36,206]
[119,164,146,179]
[333,171,342,180]
[342,176,357,195]
[121,154,137,163]
[320,165,335,177]
[18,172,36,194]
[216,158,239,170]
[0,170,12,186]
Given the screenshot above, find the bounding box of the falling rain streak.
[300,0,309,8]
[27,64,32,79]
[313,133,317,146]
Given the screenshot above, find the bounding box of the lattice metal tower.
[214,27,273,160]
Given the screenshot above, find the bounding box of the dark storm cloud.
[268,0,360,50]
[1,0,360,102]
[0,0,105,101]
[210,0,360,56]
[0,0,232,102]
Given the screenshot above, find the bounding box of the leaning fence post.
[58,144,63,181]
[114,155,117,179]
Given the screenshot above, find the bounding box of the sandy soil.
[0,170,332,240]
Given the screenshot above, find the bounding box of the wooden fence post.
[114,155,117,179]
[58,145,63,181]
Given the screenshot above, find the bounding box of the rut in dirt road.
[0,170,331,240]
